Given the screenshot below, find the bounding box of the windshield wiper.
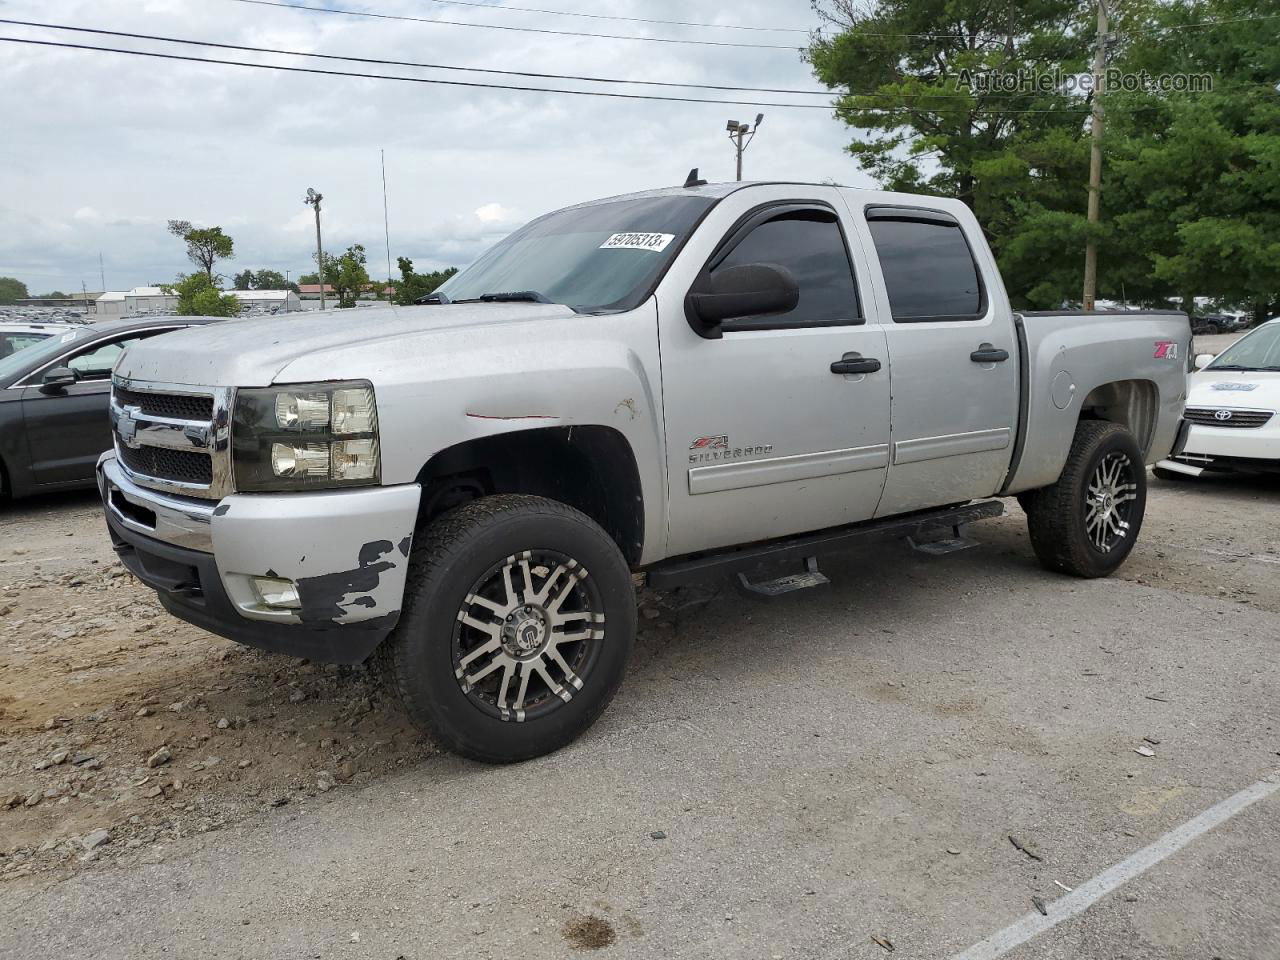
[1209,364,1261,371]
[476,291,552,304]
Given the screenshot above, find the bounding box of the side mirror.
[1194,353,1215,371]
[39,366,77,394]
[686,263,799,338]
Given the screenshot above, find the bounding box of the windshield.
[434,194,717,314]
[0,331,53,361]
[0,327,91,381]
[1207,323,1280,371]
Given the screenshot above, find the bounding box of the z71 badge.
[689,435,773,465]
[1153,340,1180,360]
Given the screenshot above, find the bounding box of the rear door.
[20,328,179,486]
[658,189,892,556]
[853,204,1019,516]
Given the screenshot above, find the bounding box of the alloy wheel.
[452,550,605,723]
[1085,451,1139,553]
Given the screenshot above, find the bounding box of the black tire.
[1151,466,1192,483]
[1023,420,1147,578]
[379,495,636,763]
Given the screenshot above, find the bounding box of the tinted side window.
[714,212,861,328]
[867,216,984,322]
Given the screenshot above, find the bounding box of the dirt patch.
[562,915,618,950]
[0,541,434,883]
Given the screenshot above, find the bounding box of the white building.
[92,286,179,317]
[231,289,304,314]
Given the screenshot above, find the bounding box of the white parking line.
[952,773,1280,960]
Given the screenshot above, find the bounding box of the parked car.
[98,181,1189,762]
[0,317,220,499]
[1156,317,1280,479]
[0,320,79,361]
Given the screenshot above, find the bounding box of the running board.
[737,556,830,596]
[646,500,1004,590]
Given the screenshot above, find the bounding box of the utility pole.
[381,149,393,301]
[305,187,326,311]
[1082,0,1109,311]
[285,269,291,313]
[98,251,106,292]
[726,113,764,181]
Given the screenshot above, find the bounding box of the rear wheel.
[1023,421,1147,578]
[379,495,636,763]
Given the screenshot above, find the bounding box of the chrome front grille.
[110,377,233,499]
[1184,407,1274,429]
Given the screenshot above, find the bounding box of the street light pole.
[1082,0,1109,311]
[305,187,326,312]
[726,114,764,181]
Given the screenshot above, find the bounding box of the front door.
[20,331,170,486]
[659,196,892,557]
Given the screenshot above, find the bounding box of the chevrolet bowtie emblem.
[117,405,142,448]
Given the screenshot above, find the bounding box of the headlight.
[232,381,380,492]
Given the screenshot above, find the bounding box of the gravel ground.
[1,331,1276,956]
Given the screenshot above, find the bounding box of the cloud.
[0,0,865,290]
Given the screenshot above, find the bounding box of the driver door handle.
[970,343,1010,363]
[831,355,882,376]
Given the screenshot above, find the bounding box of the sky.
[0,0,871,294]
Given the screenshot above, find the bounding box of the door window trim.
[864,205,989,324]
[684,199,865,334]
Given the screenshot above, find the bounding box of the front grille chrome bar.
[110,375,235,500]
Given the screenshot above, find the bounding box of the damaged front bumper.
[98,454,419,664]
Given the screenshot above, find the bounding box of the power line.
[0,35,833,107]
[227,0,804,50]
[9,19,1198,104]
[0,18,832,95]
[0,35,1106,113]
[410,0,810,34]
[10,32,1258,113]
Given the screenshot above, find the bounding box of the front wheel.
[379,495,636,763]
[1022,421,1147,578]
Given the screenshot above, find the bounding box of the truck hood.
[115,303,579,387]
[1188,368,1280,410]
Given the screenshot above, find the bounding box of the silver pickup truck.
[99,180,1190,762]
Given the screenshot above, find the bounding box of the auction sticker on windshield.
[600,233,675,252]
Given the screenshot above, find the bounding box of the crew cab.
[98,181,1189,762]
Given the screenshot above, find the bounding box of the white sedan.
[1156,317,1280,479]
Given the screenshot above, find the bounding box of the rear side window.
[866,211,985,322]
[713,211,861,329]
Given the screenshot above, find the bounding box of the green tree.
[1100,0,1280,319]
[0,276,29,304]
[164,273,240,317]
[390,258,458,305]
[321,244,371,309]
[36,290,69,299]
[232,269,256,290]
[167,220,235,281]
[297,272,321,286]
[250,269,297,292]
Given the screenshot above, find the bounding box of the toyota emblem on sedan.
[1214,409,1234,422]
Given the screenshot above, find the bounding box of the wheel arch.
[414,424,646,566]
[1077,378,1160,458]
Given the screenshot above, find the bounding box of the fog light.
[251,576,301,610]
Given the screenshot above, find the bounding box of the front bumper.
[98,454,420,664]
[1156,416,1280,476]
